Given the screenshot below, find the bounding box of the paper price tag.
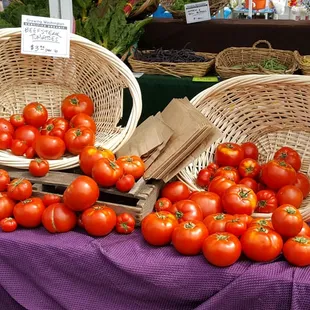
[21,15,70,58]
[185,1,211,24]
[192,76,219,82]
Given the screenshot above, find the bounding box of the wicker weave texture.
[178,75,310,221]
[294,51,310,75]
[130,0,160,18]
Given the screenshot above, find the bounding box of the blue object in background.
[153,5,173,18]
[2,0,10,9]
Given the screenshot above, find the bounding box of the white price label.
[185,1,211,24]
[21,15,70,58]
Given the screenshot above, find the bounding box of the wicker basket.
[215,40,298,80]
[128,51,216,77]
[0,28,142,170]
[294,51,310,75]
[130,0,160,19]
[178,75,310,221]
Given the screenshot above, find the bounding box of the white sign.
[185,1,211,24]
[21,15,70,58]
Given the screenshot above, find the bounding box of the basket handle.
[252,40,272,49]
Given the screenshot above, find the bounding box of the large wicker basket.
[178,75,310,221]
[0,28,142,170]
[294,51,310,75]
[130,0,160,19]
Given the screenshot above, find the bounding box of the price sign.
[185,1,211,24]
[21,15,70,58]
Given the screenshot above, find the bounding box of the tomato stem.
[285,206,297,214]
[293,236,310,244]
[175,211,183,219]
[184,222,196,229]
[121,222,129,231]
[70,98,79,105]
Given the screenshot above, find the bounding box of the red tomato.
[11,139,28,156]
[42,203,77,233]
[276,185,303,209]
[249,218,274,230]
[196,168,214,188]
[23,102,48,128]
[235,214,253,227]
[14,125,40,147]
[0,217,17,232]
[222,184,257,215]
[298,222,310,237]
[25,146,36,159]
[271,204,303,238]
[92,158,123,187]
[0,132,12,150]
[61,94,94,120]
[42,194,61,207]
[154,197,172,212]
[189,191,222,218]
[70,113,96,133]
[215,143,244,167]
[168,200,203,223]
[82,205,116,237]
[293,172,310,198]
[255,190,278,213]
[10,114,25,128]
[172,220,209,255]
[116,156,145,180]
[225,217,247,237]
[202,233,242,267]
[161,181,191,203]
[13,197,45,228]
[238,158,261,179]
[257,182,267,192]
[203,213,234,234]
[283,236,310,267]
[115,212,136,234]
[41,117,69,140]
[34,135,66,160]
[214,166,240,183]
[7,178,32,201]
[29,158,49,177]
[116,174,135,192]
[0,196,15,220]
[240,226,283,262]
[208,176,235,197]
[141,211,178,246]
[241,142,259,160]
[0,169,10,191]
[239,177,258,193]
[0,118,14,135]
[63,176,99,211]
[206,162,219,173]
[274,146,301,171]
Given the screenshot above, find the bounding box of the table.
[1,227,310,310]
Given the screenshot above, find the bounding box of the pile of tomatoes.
[141,142,310,267]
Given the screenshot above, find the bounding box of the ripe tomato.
[115,212,136,234]
[154,197,172,212]
[63,176,99,211]
[240,226,283,262]
[293,172,310,198]
[10,114,25,128]
[189,191,222,218]
[116,156,145,180]
[214,166,240,183]
[261,160,297,190]
[274,146,301,171]
[0,217,17,232]
[283,236,310,267]
[196,168,214,188]
[141,211,178,246]
[23,102,48,128]
[168,200,203,223]
[215,143,244,167]
[0,118,14,135]
[249,218,274,230]
[202,233,242,267]
[42,203,77,233]
[11,139,28,156]
[208,176,235,197]
[225,217,247,237]
[25,146,36,159]
[0,196,15,220]
[41,117,69,140]
[161,181,191,203]
[42,193,61,207]
[172,220,209,255]
[241,142,259,160]
[298,222,310,237]
[206,162,219,173]
[61,94,94,120]
[271,204,303,238]
[235,214,253,227]
[238,158,260,179]
[203,213,234,234]
[0,132,12,150]
[7,178,32,201]
[64,127,95,155]
[82,205,117,237]
[34,135,66,160]
[92,158,123,187]
[239,177,258,193]
[276,185,303,209]
[29,158,49,177]
[0,169,10,191]
[14,125,40,147]
[70,113,96,133]
[116,174,135,192]
[222,184,257,215]
[255,190,278,213]
[13,197,45,228]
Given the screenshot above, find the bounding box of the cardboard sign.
[185,1,211,24]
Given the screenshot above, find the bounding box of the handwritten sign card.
[21,15,70,58]
[185,1,211,24]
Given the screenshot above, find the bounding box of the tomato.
[70,113,96,133]
[257,182,267,192]
[202,233,242,267]
[240,226,283,262]
[293,172,310,198]
[203,213,234,234]
[239,177,258,193]
[63,176,99,211]
[42,193,61,207]
[222,184,257,215]
[168,200,203,223]
[298,222,310,237]
[0,196,15,220]
[7,178,32,201]
[92,158,123,187]
[172,220,208,255]
[274,146,301,171]
[141,211,178,246]
[0,118,14,135]
[34,135,66,160]
[208,176,235,197]
[235,214,253,227]
[215,143,244,167]
[13,197,45,228]
[249,218,274,230]
[23,102,48,128]
[214,166,240,183]
[82,205,117,236]
[225,217,247,237]
[116,174,135,192]
[154,197,172,212]
[161,181,191,203]
[271,204,303,238]
[255,190,278,213]
[0,169,10,191]
[29,158,49,177]
[41,117,69,140]
[261,160,297,190]
[0,217,17,232]
[0,132,12,150]
[206,163,219,173]
[25,146,36,159]
[276,185,303,209]
[196,168,214,188]
[14,125,40,147]
[42,202,77,233]
[189,191,222,218]
[241,142,259,160]
[10,114,25,128]
[64,127,95,155]
[116,156,145,180]
[61,94,94,120]
[238,158,260,179]
[283,236,310,267]
[11,139,28,156]
[115,212,136,234]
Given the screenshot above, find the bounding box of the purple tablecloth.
[0,227,309,310]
